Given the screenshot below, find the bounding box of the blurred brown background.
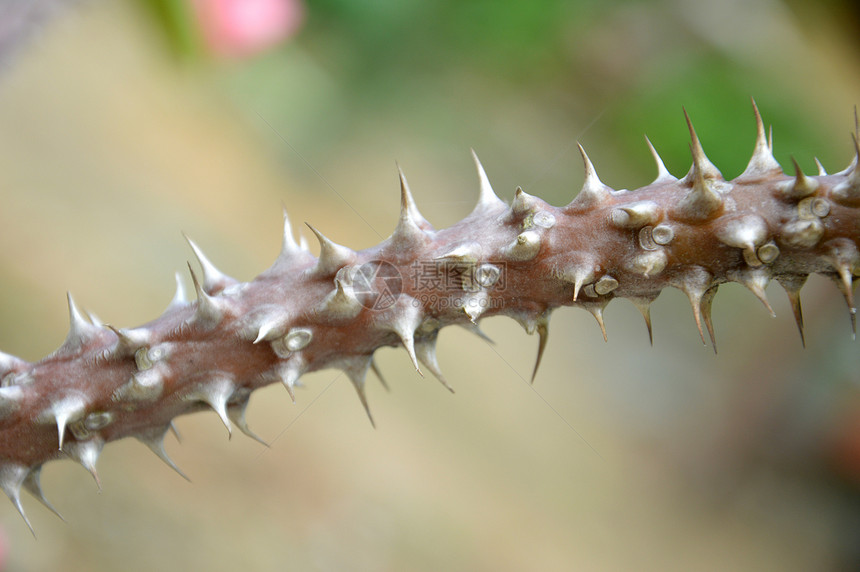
[0,0,858,570]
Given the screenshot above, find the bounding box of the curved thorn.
[587,305,608,343]
[227,399,269,447]
[105,325,151,358]
[354,385,375,428]
[51,395,86,450]
[399,333,422,376]
[673,268,713,345]
[187,264,223,328]
[169,421,182,443]
[644,135,676,183]
[458,321,494,344]
[510,186,538,216]
[339,356,375,427]
[814,157,827,176]
[674,111,724,221]
[306,223,356,276]
[825,240,858,337]
[253,312,290,344]
[632,299,654,346]
[531,316,550,383]
[279,207,301,258]
[87,311,104,328]
[563,263,595,302]
[470,149,505,214]
[777,275,807,347]
[854,105,859,141]
[730,269,776,317]
[23,467,64,521]
[183,234,237,295]
[317,278,362,321]
[168,271,190,309]
[568,143,610,208]
[395,163,432,231]
[1,464,35,536]
[415,336,454,393]
[64,439,103,491]
[63,292,99,351]
[783,156,819,199]
[384,298,423,376]
[392,164,427,243]
[742,98,781,177]
[683,108,722,181]
[136,426,191,482]
[185,379,234,438]
[370,358,390,392]
[700,286,718,354]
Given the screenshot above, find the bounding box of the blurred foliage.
[150,0,860,193]
[139,0,201,58]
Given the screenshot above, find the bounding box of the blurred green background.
[0,0,858,570]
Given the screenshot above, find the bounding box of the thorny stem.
[0,102,858,532]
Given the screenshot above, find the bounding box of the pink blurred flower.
[192,0,305,59]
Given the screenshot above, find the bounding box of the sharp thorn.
[415,336,455,393]
[51,396,86,450]
[644,135,676,183]
[305,223,356,276]
[730,268,776,317]
[187,264,224,328]
[458,321,495,344]
[568,142,611,208]
[169,421,182,443]
[339,356,376,427]
[168,271,190,309]
[136,426,191,482]
[629,297,655,346]
[64,439,104,491]
[392,164,428,242]
[183,234,237,295]
[1,464,35,536]
[700,286,718,354]
[354,385,375,428]
[23,466,64,521]
[227,398,269,447]
[185,379,234,438]
[279,207,301,257]
[587,305,608,343]
[370,358,390,392]
[531,317,550,384]
[742,98,781,177]
[62,292,100,351]
[683,107,722,180]
[777,275,807,348]
[814,157,827,176]
[470,149,505,214]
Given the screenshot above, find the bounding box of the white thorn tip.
[470,149,505,214]
[183,234,236,294]
[185,380,234,437]
[50,396,86,450]
[1,464,35,535]
[227,399,269,447]
[741,98,782,177]
[306,224,356,276]
[136,427,191,481]
[644,135,676,183]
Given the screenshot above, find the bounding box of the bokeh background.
[0,0,858,570]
